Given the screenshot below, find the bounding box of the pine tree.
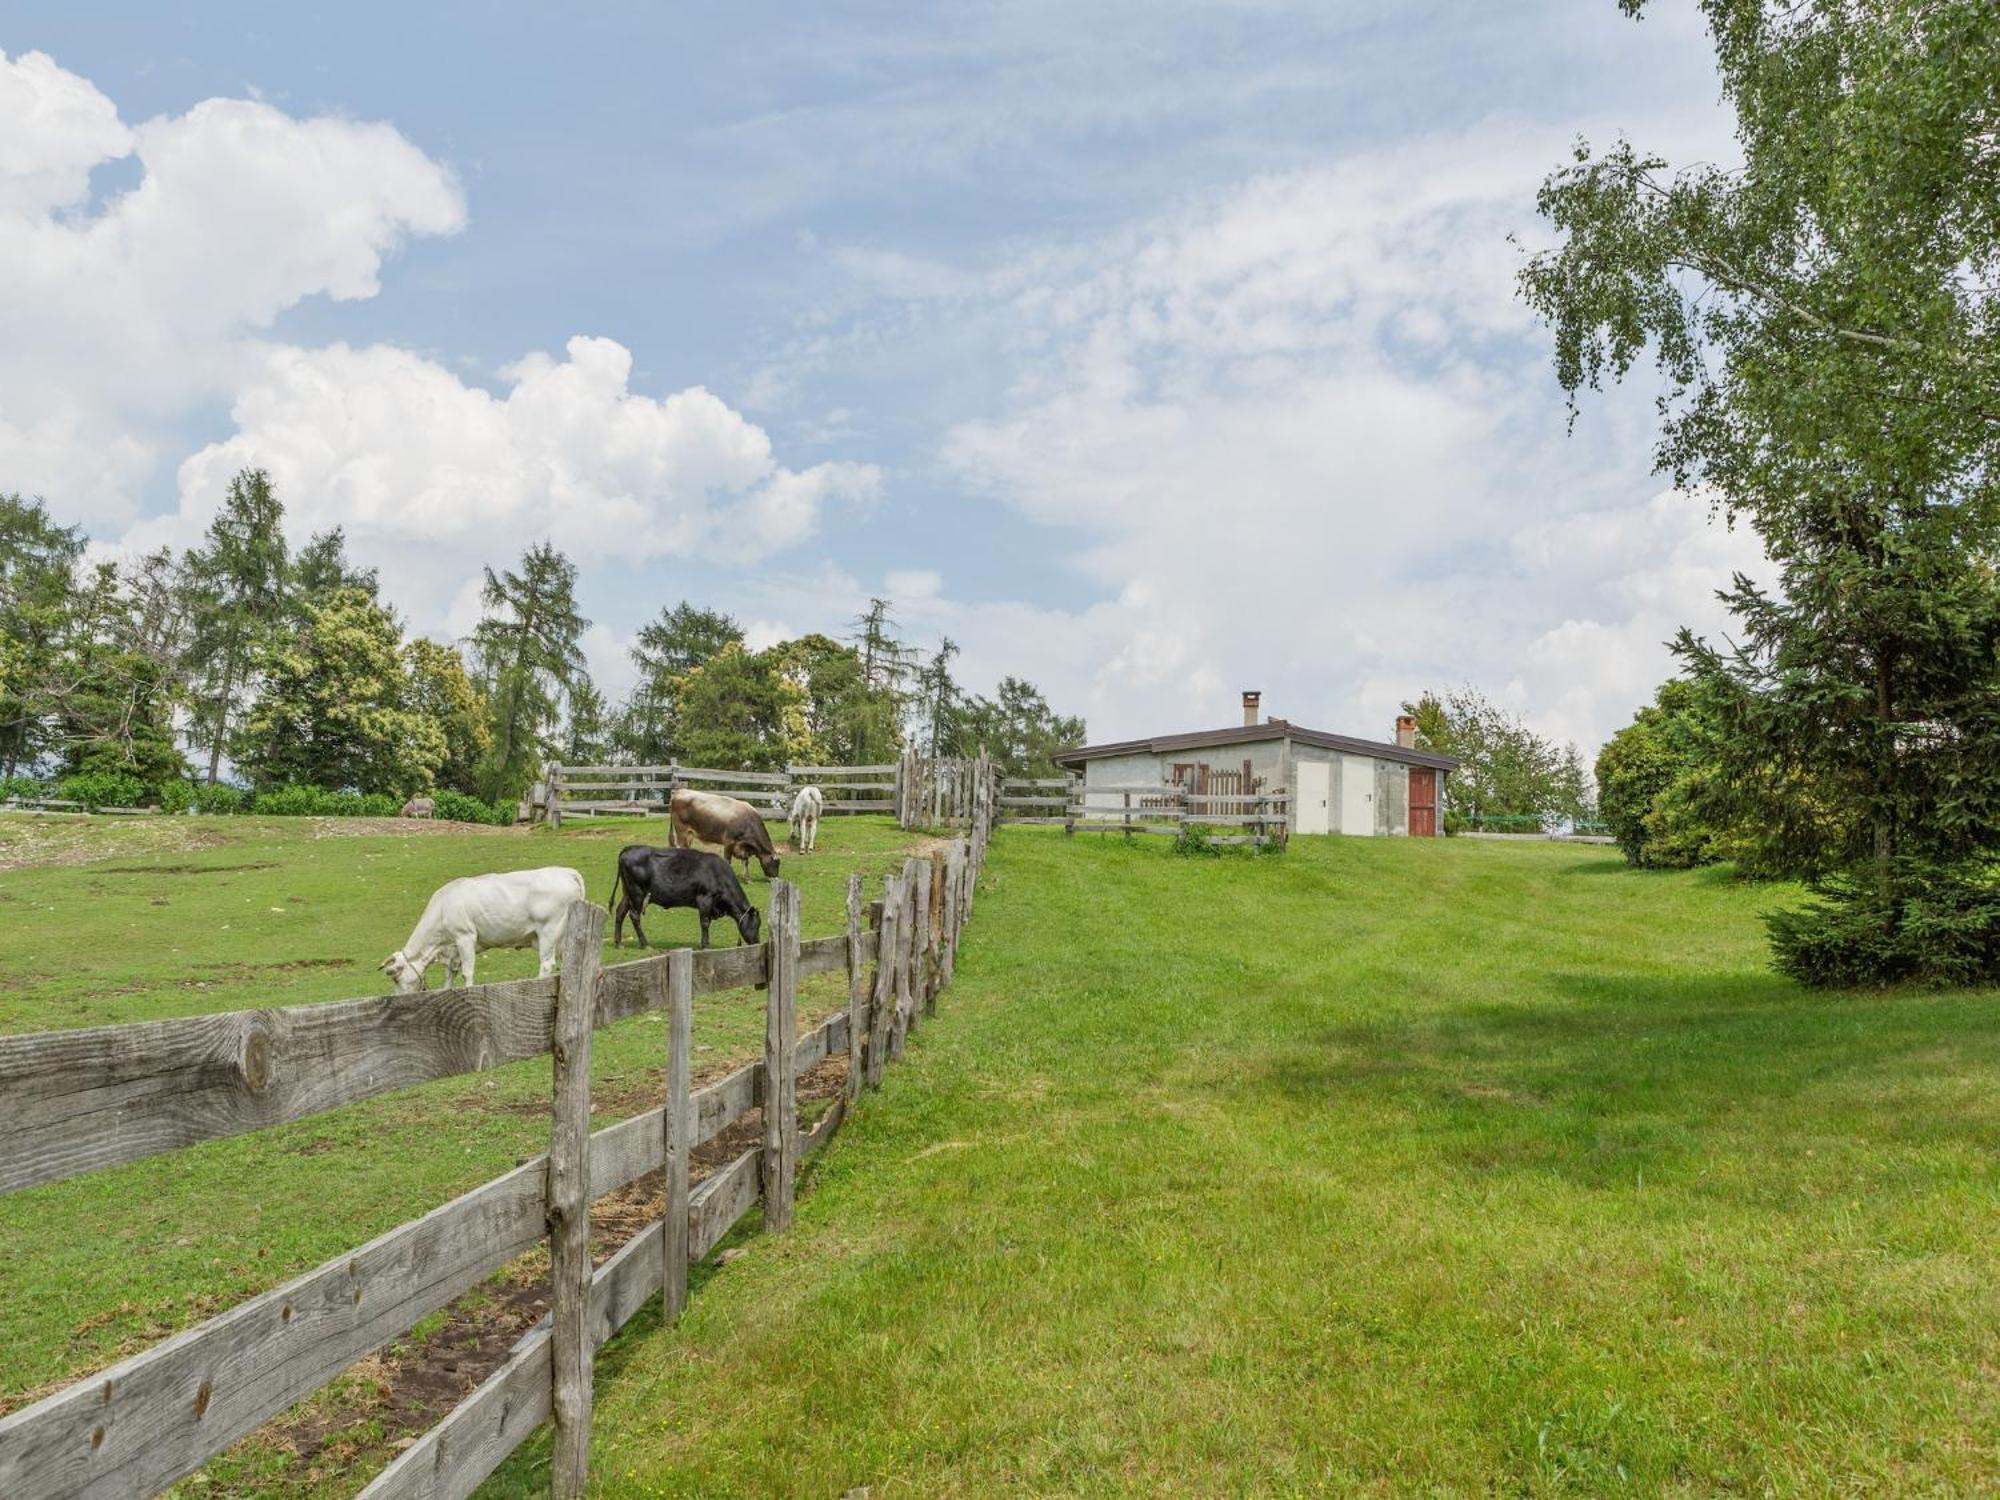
[469,542,589,799]
[291,526,378,605]
[183,469,290,784]
[619,602,743,762]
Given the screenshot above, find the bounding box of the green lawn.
[0,812,920,1418]
[476,829,2000,1497]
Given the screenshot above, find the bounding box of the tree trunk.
[205,651,236,786]
[1873,650,1896,909]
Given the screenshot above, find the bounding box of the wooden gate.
[1170,760,1263,816]
[1408,767,1439,837]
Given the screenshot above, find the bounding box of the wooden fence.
[543,761,899,826]
[895,749,995,831]
[1062,783,1290,848]
[0,811,999,1499]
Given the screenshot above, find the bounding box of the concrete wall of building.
[1079,752,1169,811]
[1077,738,1425,835]
[1374,758,1410,836]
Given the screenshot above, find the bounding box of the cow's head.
[381,950,428,993]
[734,906,763,946]
[757,851,780,879]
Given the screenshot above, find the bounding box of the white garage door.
[1340,755,1374,836]
[1295,760,1331,834]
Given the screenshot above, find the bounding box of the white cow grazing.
[788,784,825,853]
[381,867,588,992]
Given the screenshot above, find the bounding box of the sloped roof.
[1051,721,1458,772]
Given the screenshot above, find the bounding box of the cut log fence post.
[890,863,919,1058]
[869,875,901,1083]
[927,847,947,1015]
[761,880,799,1234]
[547,898,605,1500]
[547,762,564,830]
[845,873,866,1104]
[661,948,692,1325]
[906,857,932,1034]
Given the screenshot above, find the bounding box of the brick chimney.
[1395,713,1416,749]
[1241,690,1261,728]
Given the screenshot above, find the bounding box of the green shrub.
[1768,863,2000,988]
[55,771,149,810]
[432,789,511,825]
[1,775,48,803]
[249,785,407,818]
[1173,824,1222,858]
[188,783,246,815]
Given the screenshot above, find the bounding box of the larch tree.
[469,541,589,800]
[182,468,290,785]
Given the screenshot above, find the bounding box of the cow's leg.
[629,897,650,948]
[697,899,713,950]
[455,936,478,986]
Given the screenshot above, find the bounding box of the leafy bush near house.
[55,771,150,810]
[1,775,49,803]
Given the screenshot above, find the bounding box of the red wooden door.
[1408,768,1438,836]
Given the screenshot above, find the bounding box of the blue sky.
[0,2,1753,751]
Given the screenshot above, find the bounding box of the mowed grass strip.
[0,813,919,1405]
[483,831,2000,1497]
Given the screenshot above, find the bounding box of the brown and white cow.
[667,788,781,879]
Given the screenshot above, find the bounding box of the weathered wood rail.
[544,760,899,826]
[0,809,997,1499]
[1061,784,1290,847]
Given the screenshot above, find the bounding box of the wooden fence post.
[906,856,931,1033]
[844,873,865,1103]
[927,847,946,1015]
[761,880,799,1234]
[548,898,605,1500]
[891,864,919,1059]
[868,876,901,1087]
[661,948,692,1325]
[547,762,563,830]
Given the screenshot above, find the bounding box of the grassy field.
[463,828,2000,1497]
[0,812,922,1452]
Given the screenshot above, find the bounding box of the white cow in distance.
[381,867,588,991]
[788,784,825,853]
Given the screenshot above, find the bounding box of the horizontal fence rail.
[543,761,900,828]
[0,933,854,1199]
[1055,783,1291,847]
[0,800,998,1500]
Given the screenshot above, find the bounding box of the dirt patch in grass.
[96,861,280,875]
[307,818,525,840]
[0,817,233,872]
[207,1054,851,1496]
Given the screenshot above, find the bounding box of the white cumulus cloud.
[2,50,878,646]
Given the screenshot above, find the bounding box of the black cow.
[608,845,763,950]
